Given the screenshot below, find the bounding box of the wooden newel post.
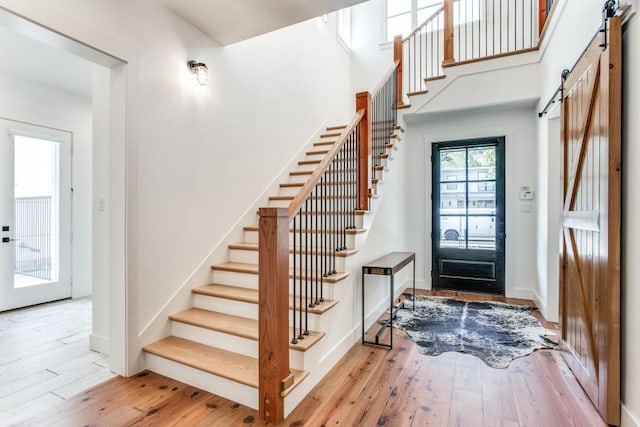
[538,0,547,35]
[443,0,454,65]
[355,92,372,211]
[258,207,290,423]
[393,35,404,107]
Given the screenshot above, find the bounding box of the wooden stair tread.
[280,182,304,188]
[243,225,366,235]
[326,125,347,131]
[313,141,336,147]
[299,159,321,165]
[397,103,411,109]
[320,132,341,138]
[211,262,349,283]
[193,283,258,304]
[269,195,295,201]
[170,308,256,340]
[290,170,313,176]
[425,74,446,82]
[297,210,367,215]
[170,308,324,351]
[192,284,339,314]
[143,336,258,388]
[229,243,358,257]
[144,337,308,393]
[407,89,428,96]
[381,153,390,159]
[306,149,330,155]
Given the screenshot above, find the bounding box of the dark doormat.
[393,295,556,368]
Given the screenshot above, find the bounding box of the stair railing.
[403,6,446,94]
[369,63,399,180]
[402,0,547,95]
[257,110,364,423]
[258,58,402,422]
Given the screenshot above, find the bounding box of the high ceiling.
[151,0,366,45]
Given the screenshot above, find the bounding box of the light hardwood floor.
[0,298,116,426]
[12,291,606,426]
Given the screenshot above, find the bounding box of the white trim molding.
[622,404,640,427]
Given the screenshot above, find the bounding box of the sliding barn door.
[560,17,621,426]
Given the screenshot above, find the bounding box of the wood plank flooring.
[0,298,116,425]
[12,291,606,426]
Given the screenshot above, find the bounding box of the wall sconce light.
[321,14,329,23]
[188,60,208,86]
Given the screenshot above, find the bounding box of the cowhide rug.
[393,295,555,368]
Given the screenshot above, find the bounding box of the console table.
[362,251,415,349]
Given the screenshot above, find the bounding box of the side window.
[337,8,352,51]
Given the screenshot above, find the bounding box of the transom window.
[384,0,484,42]
[385,0,443,41]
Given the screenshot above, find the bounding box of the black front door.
[432,137,505,294]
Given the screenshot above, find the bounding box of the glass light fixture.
[187,60,208,86]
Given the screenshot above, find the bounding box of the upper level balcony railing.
[402,0,550,95]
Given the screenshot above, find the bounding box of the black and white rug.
[393,295,555,368]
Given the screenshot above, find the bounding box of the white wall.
[350,0,395,94]
[0,0,353,373]
[0,72,93,300]
[403,106,538,299]
[535,116,561,322]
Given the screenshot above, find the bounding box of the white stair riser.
[278,186,303,197]
[289,174,311,184]
[297,162,320,171]
[269,199,291,208]
[278,185,360,198]
[145,354,258,410]
[172,322,257,359]
[171,321,309,371]
[193,294,328,332]
[229,249,346,271]
[211,269,342,294]
[194,294,257,319]
[212,269,258,289]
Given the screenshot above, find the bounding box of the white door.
[0,119,72,311]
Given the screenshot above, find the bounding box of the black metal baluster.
[291,214,298,344]
[314,184,320,306]
[331,161,337,275]
[298,207,304,341]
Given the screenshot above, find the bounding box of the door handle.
[2,237,19,243]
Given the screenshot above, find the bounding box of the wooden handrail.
[371,61,400,99]
[287,110,365,218]
[402,5,445,42]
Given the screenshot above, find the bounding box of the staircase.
[143,122,404,414]
[141,0,543,419]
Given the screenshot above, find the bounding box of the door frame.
[431,136,506,295]
[0,7,130,376]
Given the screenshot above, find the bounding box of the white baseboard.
[530,289,546,313]
[90,333,109,355]
[623,404,640,427]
